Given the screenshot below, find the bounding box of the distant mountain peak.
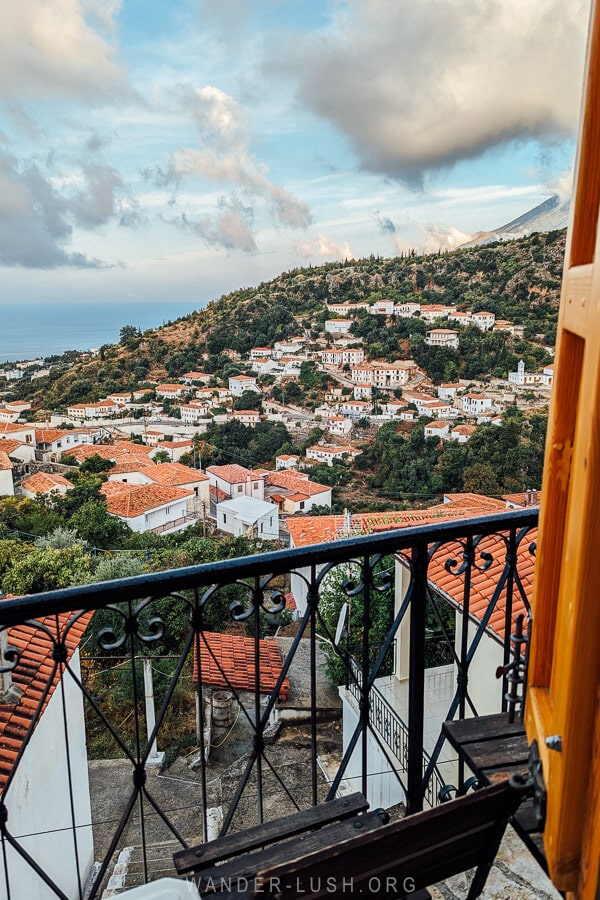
[460,194,570,248]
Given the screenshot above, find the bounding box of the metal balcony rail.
[0,507,537,899]
[346,656,446,807]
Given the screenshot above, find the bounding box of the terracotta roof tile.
[21,472,72,493]
[0,612,92,792]
[427,532,536,641]
[206,464,258,484]
[101,482,192,517]
[139,463,208,487]
[0,423,34,436]
[192,632,290,699]
[266,472,329,497]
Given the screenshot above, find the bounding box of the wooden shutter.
[525,1,600,894]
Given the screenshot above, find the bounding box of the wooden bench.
[173,793,372,876]
[173,780,531,898]
[442,713,547,872]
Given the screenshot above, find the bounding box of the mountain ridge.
[460,195,570,248]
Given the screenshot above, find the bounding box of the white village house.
[216,496,279,539]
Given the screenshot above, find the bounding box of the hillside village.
[0,231,560,550]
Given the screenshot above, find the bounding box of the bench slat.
[443,714,525,746]
[174,793,369,875]
[195,811,387,892]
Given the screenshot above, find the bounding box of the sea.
[0,300,206,365]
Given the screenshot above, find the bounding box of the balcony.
[0,507,545,898]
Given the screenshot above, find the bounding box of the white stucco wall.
[132,497,189,533]
[0,648,94,900]
[0,470,14,497]
[454,617,504,716]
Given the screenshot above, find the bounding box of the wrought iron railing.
[0,507,537,898]
[346,656,446,807]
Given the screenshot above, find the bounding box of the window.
[299,501,305,510]
[223,514,227,523]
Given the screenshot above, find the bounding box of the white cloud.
[293,232,354,261]
[161,85,311,247]
[179,196,258,253]
[391,222,472,255]
[0,0,127,102]
[276,0,589,184]
[0,152,108,267]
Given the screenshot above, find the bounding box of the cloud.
[0,0,127,102]
[177,196,257,253]
[294,233,354,261]
[0,153,108,268]
[66,161,148,229]
[0,146,146,268]
[152,84,311,249]
[276,0,589,184]
[387,219,472,255]
[375,213,397,234]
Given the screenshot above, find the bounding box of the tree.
[2,546,92,595]
[119,325,141,348]
[233,390,262,411]
[34,527,87,550]
[90,554,146,583]
[80,454,115,475]
[69,500,132,549]
[462,463,501,497]
[284,381,303,403]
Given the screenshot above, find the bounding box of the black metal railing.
[0,507,537,898]
[346,656,446,807]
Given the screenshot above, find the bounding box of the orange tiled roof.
[192,632,290,699]
[427,532,535,640]
[101,482,192,517]
[502,491,541,508]
[67,442,152,465]
[0,451,12,471]
[140,462,208,487]
[34,428,81,445]
[21,472,72,493]
[267,472,329,497]
[0,423,33,436]
[287,495,506,546]
[0,439,27,457]
[286,492,309,503]
[0,612,92,791]
[161,440,193,450]
[206,464,257,484]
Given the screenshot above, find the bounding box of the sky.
[0,0,591,310]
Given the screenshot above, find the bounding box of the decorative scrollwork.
[443,540,470,576]
[0,640,20,674]
[474,549,494,571]
[96,597,167,650]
